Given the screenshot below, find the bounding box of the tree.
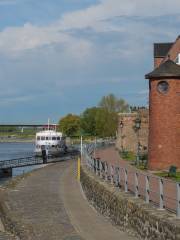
[58,114,80,136]
[95,108,118,137]
[99,93,129,113]
[80,107,98,136]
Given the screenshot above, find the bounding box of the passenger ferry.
[34,121,66,156]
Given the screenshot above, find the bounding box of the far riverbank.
[0,138,34,143]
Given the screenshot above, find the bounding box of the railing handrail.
[83,143,180,217]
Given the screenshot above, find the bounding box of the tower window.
[157,81,169,94]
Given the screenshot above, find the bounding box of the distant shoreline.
[0,139,34,143]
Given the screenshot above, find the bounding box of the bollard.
[145,175,150,204]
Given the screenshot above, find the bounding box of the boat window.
[46,137,49,140]
[57,137,60,140]
[37,136,40,140]
[41,136,45,140]
[52,137,56,140]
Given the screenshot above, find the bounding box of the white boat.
[34,124,66,156]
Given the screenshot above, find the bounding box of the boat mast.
[48,118,50,130]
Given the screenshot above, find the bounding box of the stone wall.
[116,109,149,153]
[80,165,180,240]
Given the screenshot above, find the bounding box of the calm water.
[0,142,34,161]
[0,142,45,180]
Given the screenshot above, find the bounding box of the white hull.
[34,129,66,157]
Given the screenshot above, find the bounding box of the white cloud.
[0,0,179,112]
[0,0,180,56]
[0,23,93,60]
[57,0,180,31]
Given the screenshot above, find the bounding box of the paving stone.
[3,161,83,240]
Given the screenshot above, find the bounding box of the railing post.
[118,167,121,188]
[176,183,180,217]
[99,161,103,178]
[159,178,164,210]
[111,165,114,184]
[124,168,128,193]
[105,162,108,181]
[145,175,150,204]
[115,167,119,187]
[95,159,98,176]
[93,158,96,173]
[135,172,139,198]
[91,157,93,170]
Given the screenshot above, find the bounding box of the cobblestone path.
[0,231,18,240]
[2,159,137,240]
[3,161,83,240]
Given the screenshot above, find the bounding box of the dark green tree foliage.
[58,114,80,136]
[58,94,129,138]
[80,107,98,136]
[99,93,129,113]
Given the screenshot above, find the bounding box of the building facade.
[146,36,180,170]
[116,109,149,154]
[116,36,180,171]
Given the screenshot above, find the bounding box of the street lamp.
[120,121,124,152]
[134,118,141,166]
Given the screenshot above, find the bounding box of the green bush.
[120,151,135,161]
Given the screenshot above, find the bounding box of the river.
[0,142,45,181]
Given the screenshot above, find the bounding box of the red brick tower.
[145,59,180,170]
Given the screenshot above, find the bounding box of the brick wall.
[148,79,180,170]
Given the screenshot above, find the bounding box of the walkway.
[1,160,137,240]
[95,146,128,166]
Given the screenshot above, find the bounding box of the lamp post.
[120,120,124,152]
[134,118,141,166]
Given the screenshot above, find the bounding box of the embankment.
[80,164,180,240]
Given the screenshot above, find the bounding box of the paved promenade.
[1,159,137,240]
[95,146,128,166]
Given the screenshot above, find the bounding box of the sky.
[0,0,180,123]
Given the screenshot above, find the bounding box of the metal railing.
[0,149,79,170]
[83,144,180,218]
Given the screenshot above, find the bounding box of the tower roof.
[145,59,180,79]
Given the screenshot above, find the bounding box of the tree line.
[58,94,129,138]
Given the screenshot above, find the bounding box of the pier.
[0,149,78,178]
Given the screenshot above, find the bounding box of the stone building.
[116,108,149,154]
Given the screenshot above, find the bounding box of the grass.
[119,150,148,170]
[119,150,135,161]
[155,172,180,182]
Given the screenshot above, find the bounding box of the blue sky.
[0,0,180,123]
